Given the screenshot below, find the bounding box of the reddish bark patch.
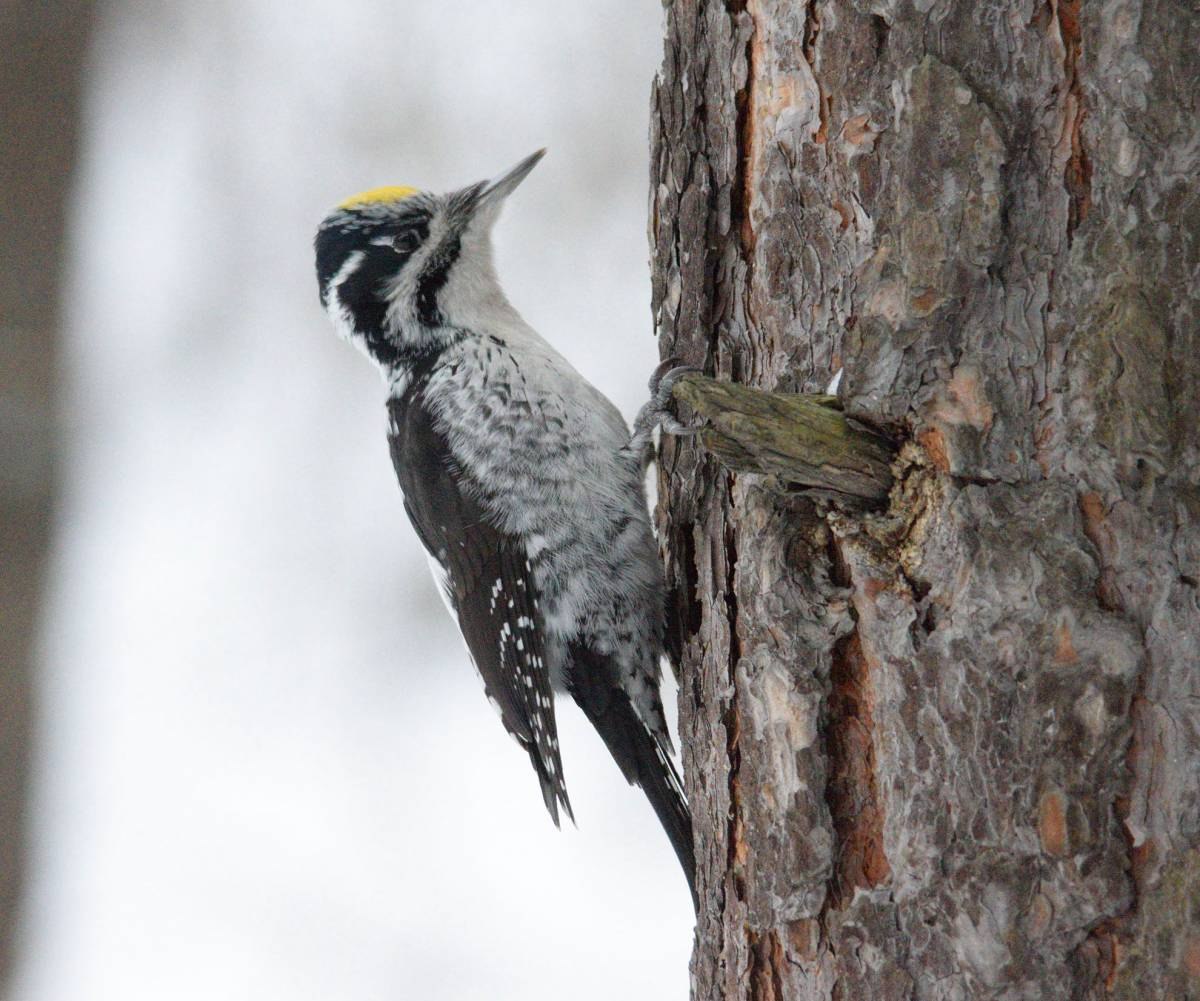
[826,631,891,907]
[1078,491,1120,610]
[1084,921,1124,991]
[918,426,951,473]
[931,366,995,432]
[813,99,829,145]
[910,288,941,315]
[842,113,873,145]
[862,576,889,600]
[1034,419,1057,476]
[1054,619,1079,664]
[1130,836,1155,879]
[1038,788,1069,856]
[1077,491,1105,537]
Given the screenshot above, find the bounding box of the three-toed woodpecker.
[314,151,695,902]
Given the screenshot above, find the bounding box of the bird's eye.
[391,229,424,255]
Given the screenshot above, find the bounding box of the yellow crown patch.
[337,185,420,209]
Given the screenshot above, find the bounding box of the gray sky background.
[11,3,692,999]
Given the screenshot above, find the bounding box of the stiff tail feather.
[567,645,697,909]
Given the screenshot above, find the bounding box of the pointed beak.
[479,149,545,206]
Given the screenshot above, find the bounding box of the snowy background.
[11,3,693,999]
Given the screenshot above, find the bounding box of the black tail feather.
[528,742,574,828]
[567,646,697,909]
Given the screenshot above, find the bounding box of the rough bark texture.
[0,1,94,987]
[649,1,1199,999]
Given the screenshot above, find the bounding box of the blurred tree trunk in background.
[650,1,1198,998]
[0,1,93,988]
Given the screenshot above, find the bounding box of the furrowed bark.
[650,1,1200,999]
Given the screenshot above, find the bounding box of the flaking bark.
[650,1,1200,999]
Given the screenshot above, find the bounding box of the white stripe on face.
[324,249,366,343]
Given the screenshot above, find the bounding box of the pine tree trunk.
[650,2,1199,998]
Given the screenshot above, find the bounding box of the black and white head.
[314,149,544,370]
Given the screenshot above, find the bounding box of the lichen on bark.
[670,373,896,499]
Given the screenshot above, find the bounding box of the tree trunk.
[0,1,94,987]
[650,1,1199,998]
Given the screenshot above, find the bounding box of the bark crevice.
[1056,0,1093,242]
[723,490,746,906]
[733,3,758,257]
[802,0,827,144]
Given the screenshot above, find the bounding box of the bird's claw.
[647,357,688,395]
[642,358,703,437]
[629,358,704,467]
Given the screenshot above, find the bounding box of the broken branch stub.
[671,373,896,501]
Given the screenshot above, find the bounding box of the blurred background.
[1,3,691,999]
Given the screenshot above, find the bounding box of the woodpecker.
[314,151,696,903]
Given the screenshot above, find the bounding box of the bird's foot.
[628,358,703,468]
[641,358,703,437]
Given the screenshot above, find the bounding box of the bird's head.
[314,149,544,371]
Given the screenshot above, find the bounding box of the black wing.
[386,391,572,825]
